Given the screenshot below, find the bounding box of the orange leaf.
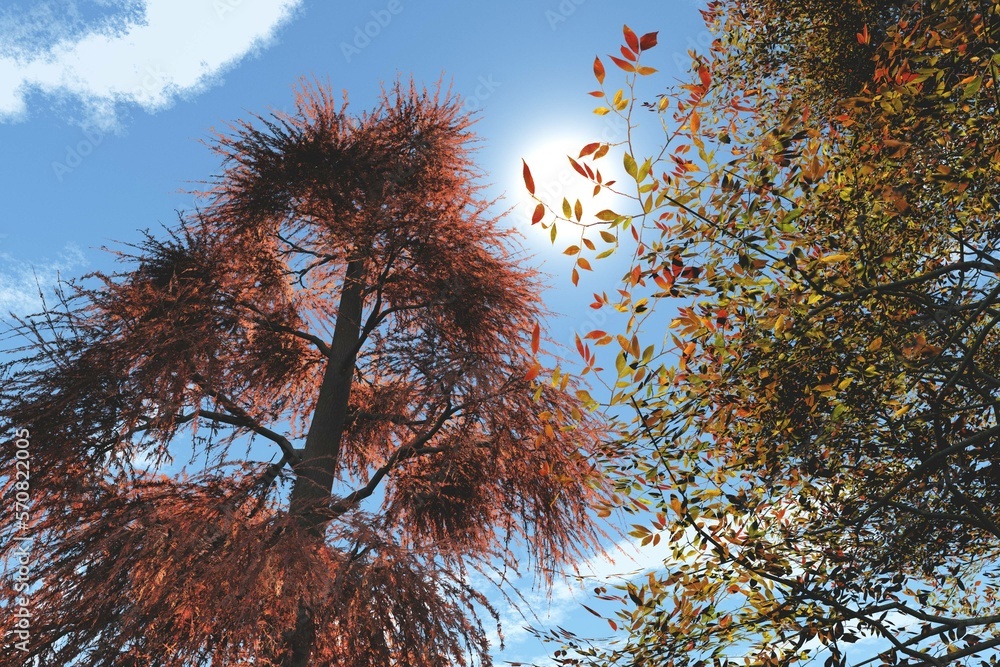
[620,45,637,62]
[522,159,535,195]
[577,257,593,271]
[653,273,673,290]
[699,66,712,89]
[579,142,600,158]
[680,266,702,279]
[639,31,658,51]
[609,55,637,73]
[585,330,607,340]
[623,25,639,53]
[857,24,870,44]
[594,56,606,85]
[690,111,701,134]
[531,203,544,225]
[524,362,541,382]
[531,322,540,355]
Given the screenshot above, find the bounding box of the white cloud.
[494,508,793,660]
[0,0,303,129]
[491,533,676,657]
[0,245,87,317]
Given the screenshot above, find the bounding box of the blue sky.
[0,1,710,663]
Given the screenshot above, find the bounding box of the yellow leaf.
[820,253,849,263]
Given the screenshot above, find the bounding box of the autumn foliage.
[0,81,607,666]
[526,5,1000,667]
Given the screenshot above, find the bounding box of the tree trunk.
[283,257,366,666]
[289,257,366,532]
[284,602,315,667]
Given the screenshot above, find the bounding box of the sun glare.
[507,131,621,253]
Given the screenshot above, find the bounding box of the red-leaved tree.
[0,81,607,667]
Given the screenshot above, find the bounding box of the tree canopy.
[0,81,608,667]
[525,4,1000,666]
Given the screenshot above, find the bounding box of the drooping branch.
[189,375,302,465]
[328,403,456,519]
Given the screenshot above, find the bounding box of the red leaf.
[579,142,600,158]
[699,66,712,89]
[620,45,637,62]
[524,361,541,382]
[585,330,606,340]
[639,31,658,50]
[609,55,636,73]
[593,56,606,85]
[522,159,535,195]
[568,157,588,178]
[531,322,540,355]
[531,203,544,225]
[623,25,639,53]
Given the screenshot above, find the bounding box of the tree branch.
[325,404,456,519]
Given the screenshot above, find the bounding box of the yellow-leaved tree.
[525,4,1000,666]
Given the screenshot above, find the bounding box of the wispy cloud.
[0,0,303,129]
[0,245,87,318]
[491,533,676,661]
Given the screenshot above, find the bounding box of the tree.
[524,6,1000,666]
[0,80,608,667]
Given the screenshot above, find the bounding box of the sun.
[506,130,619,252]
